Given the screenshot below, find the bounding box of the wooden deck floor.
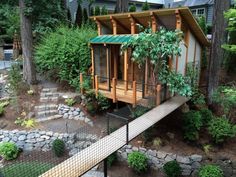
[40,96,189,177]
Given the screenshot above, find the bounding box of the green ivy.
[198,165,223,177]
[128,151,148,173]
[122,28,192,97]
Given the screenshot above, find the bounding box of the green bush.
[198,165,223,177]
[7,64,23,94]
[86,102,96,115]
[163,160,182,177]
[183,110,203,141]
[0,142,19,160]
[35,26,97,90]
[52,139,65,157]
[208,117,236,143]
[199,108,213,125]
[128,151,148,173]
[107,152,117,167]
[96,92,110,111]
[131,106,150,118]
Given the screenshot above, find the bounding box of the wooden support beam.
[184,29,190,75]
[150,12,167,29]
[112,78,116,103]
[129,15,136,34]
[156,84,161,106]
[114,48,118,79]
[168,56,173,70]
[193,41,197,66]
[110,16,117,35]
[110,16,130,34]
[106,46,110,90]
[124,50,128,92]
[132,81,137,108]
[144,59,148,95]
[95,19,102,35]
[91,46,95,88]
[95,75,99,96]
[80,73,84,94]
[150,12,158,32]
[175,10,182,30]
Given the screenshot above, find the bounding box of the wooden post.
[132,81,137,108]
[144,59,148,95]
[175,10,182,72]
[150,12,157,33]
[95,75,99,96]
[156,84,161,106]
[95,19,102,36]
[110,16,117,35]
[184,29,190,75]
[80,73,84,94]
[112,78,116,103]
[91,46,95,88]
[106,46,110,90]
[129,15,136,34]
[124,50,128,93]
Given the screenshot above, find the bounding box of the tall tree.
[75,3,83,26]
[115,0,129,13]
[142,1,150,11]
[207,0,230,104]
[19,0,36,84]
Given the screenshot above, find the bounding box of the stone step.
[36,110,58,118]
[41,88,57,93]
[35,104,58,111]
[40,92,59,97]
[81,171,106,177]
[40,97,59,103]
[35,114,62,122]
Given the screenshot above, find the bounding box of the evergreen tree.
[75,3,83,26]
[95,6,101,16]
[129,3,136,12]
[101,5,108,15]
[90,7,94,16]
[83,8,88,23]
[142,1,150,11]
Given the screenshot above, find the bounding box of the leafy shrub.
[52,139,65,157]
[35,26,97,89]
[85,90,110,112]
[0,101,9,116]
[27,89,34,95]
[131,106,150,118]
[208,117,236,143]
[183,110,203,141]
[107,152,117,167]
[0,106,4,116]
[212,86,236,115]
[7,64,23,94]
[65,98,76,107]
[198,165,223,177]
[86,102,96,115]
[163,160,182,177]
[14,117,36,128]
[203,144,212,154]
[127,151,148,173]
[199,108,213,125]
[0,142,19,160]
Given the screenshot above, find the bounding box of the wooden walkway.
[40,96,189,177]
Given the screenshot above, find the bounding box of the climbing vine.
[122,28,192,97]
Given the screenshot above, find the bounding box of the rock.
[63,113,69,119]
[166,132,175,139]
[2,137,10,142]
[132,146,138,151]
[157,151,167,159]
[176,155,191,164]
[191,162,201,169]
[147,150,157,157]
[73,111,79,116]
[80,112,85,117]
[41,135,50,140]
[182,169,192,176]
[139,147,147,153]
[165,155,175,162]
[84,117,90,123]
[69,148,78,156]
[190,154,203,162]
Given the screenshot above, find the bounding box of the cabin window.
[191,8,205,16]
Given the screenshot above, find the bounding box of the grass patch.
[0,162,54,177]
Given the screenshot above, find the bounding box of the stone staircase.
[35,88,62,122]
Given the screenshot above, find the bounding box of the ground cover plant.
[127,151,148,173]
[0,142,18,160]
[163,160,181,177]
[198,165,223,177]
[0,162,54,177]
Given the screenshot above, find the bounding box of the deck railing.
[79,73,170,108]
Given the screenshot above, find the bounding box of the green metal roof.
[90,35,134,44]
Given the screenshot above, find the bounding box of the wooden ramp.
[40,96,189,177]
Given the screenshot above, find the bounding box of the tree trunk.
[19,0,37,84]
[207,0,230,104]
[115,0,129,13]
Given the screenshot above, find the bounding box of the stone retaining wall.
[58,104,93,126]
[0,129,98,155]
[118,145,203,176]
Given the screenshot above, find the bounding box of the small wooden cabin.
[87,7,209,107]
